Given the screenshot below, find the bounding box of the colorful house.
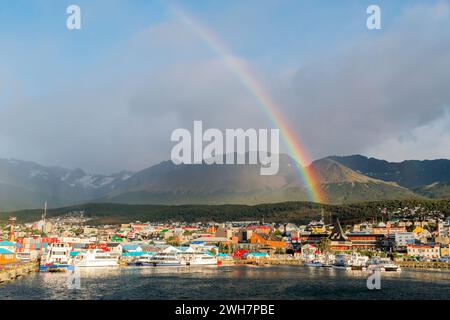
[0,248,16,265]
[0,241,16,252]
[407,244,440,259]
[250,233,285,249]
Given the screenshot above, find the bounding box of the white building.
[389,232,415,246]
[407,244,440,259]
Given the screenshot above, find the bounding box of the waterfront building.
[215,227,235,240]
[329,219,352,251]
[388,232,415,247]
[250,233,285,249]
[407,244,440,259]
[346,233,384,250]
[0,241,16,253]
[295,232,329,245]
[245,252,269,260]
[440,243,450,257]
[300,244,317,260]
[412,227,432,243]
[0,248,16,265]
[247,225,271,235]
[437,221,449,237]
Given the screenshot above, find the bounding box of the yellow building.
[440,244,450,257]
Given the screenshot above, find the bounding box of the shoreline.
[0,263,39,284]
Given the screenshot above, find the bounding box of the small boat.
[304,261,323,267]
[332,254,351,270]
[367,258,401,272]
[348,253,369,271]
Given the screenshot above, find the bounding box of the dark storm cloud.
[1,2,449,173]
[280,2,450,161]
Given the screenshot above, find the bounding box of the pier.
[396,261,450,270]
[0,263,39,284]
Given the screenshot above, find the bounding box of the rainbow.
[169,5,325,204]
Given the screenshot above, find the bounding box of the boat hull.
[152,262,183,267]
[75,261,119,267]
[39,264,74,273]
[332,265,351,270]
[304,262,323,267]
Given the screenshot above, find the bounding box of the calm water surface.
[1,266,449,300]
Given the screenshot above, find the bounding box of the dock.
[396,261,450,270]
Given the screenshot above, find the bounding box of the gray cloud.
[280,1,450,162]
[1,2,449,173]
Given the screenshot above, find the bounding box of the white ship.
[39,243,74,272]
[149,252,184,266]
[73,249,119,267]
[182,253,218,266]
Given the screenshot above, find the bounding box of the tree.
[274,230,283,237]
[318,237,331,253]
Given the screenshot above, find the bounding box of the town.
[1,206,449,283]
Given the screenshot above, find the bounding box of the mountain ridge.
[0,154,449,211]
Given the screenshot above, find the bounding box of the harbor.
[1,265,449,300]
[1,205,449,296]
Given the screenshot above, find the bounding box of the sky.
[0,0,450,174]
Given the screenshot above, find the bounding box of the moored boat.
[348,253,369,271]
[39,243,74,272]
[181,253,218,266]
[332,254,351,270]
[367,257,401,272]
[73,249,119,267]
[304,261,323,267]
[149,252,184,267]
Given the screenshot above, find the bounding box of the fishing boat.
[332,254,351,270]
[73,249,119,267]
[348,253,369,271]
[322,253,335,268]
[304,260,323,267]
[39,243,74,272]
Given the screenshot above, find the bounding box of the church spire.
[329,217,348,241]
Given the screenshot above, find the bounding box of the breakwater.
[0,263,39,284]
[396,261,450,270]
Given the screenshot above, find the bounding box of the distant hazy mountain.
[1,154,449,211]
[0,158,132,211]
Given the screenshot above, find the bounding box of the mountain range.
[1,154,450,211]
